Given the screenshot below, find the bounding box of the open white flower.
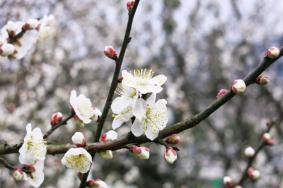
[23,161,44,188]
[61,148,92,173]
[111,86,138,129]
[122,69,167,94]
[131,94,168,140]
[19,123,46,164]
[70,90,94,124]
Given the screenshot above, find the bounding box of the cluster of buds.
[50,112,64,126]
[87,179,108,188]
[72,132,87,147]
[265,46,280,59]
[127,0,135,11]
[244,146,255,158]
[164,147,178,164]
[247,167,261,181]
[223,176,234,188]
[104,46,117,60]
[231,79,246,94]
[129,145,150,160]
[98,130,118,160]
[216,89,229,98]
[262,133,275,145]
[256,75,270,86]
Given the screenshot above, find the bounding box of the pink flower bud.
[50,112,64,126]
[104,46,117,60]
[231,79,246,94]
[265,46,280,59]
[223,176,234,188]
[87,179,108,188]
[12,168,24,181]
[71,132,86,147]
[99,150,113,160]
[127,0,135,11]
[165,134,180,145]
[100,130,118,142]
[247,168,261,180]
[164,147,178,164]
[216,89,229,98]
[244,146,255,157]
[262,133,275,145]
[129,146,150,160]
[256,75,269,85]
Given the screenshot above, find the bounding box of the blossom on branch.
[87,179,108,188]
[131,94,168,140]
[22,161,45,188]
[164,147,178,164]
[61,148,92,173]
[70,90,98,124]
[129,145,150,160]
[72,132,86,147]
[19,123,47,164]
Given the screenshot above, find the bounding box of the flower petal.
[112,118,124,130]
[151,74,167,86]
[131,119,144,137]
[111,96,130,114]
[145,125,159,141]
[133,98,146,120]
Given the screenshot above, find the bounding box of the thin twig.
[0,157,15,170]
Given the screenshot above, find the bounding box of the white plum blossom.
[100,130,118,142]
[122,69,167,94]
[19,123,47,164]
[131,94,168,140]
[111,85,138,129]
[23,161,45,188]
[71,132,86,146]
[61,148,92,173]
[0,43,16,56]
[70,90,95,124]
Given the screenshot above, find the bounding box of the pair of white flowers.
[111,69,168,140]
[18,124,47,187]
[0,15,55,59]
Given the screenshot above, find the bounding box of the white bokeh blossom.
[61,148,92,173]
[19,123,47,164]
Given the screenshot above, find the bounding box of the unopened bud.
[244,146,255,157]
[129,146,150,160]
[217,89,229,98]
[87,179,108,188]
[12,168,24,181]
[104,46,117,60]
[72,132,86,147]
[265,46,280,59]
[231,79,246,94]
[118,76,123,83]
[99,150,113,160]
[165,134,180,145]
[262,133,275,145]
[223,176,234,188]
[50,112,64,126]
[164,147,178,164]
[256,75,269,85]
[0,43,16,56]
[247,168,261,180]
[127,0,135,11]
[100,130,118,142]
[234,186,242,188]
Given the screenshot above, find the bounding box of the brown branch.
[0,48,282,157]
[79,1,141,187]
[0,157,15,170]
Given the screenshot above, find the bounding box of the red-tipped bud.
[217,89,229,98]
[265,46,280,59]
[12,168,24,181]
[165,134,181,145]
[129,146,150,160]
[87,179,108,188]
[50,112,64,126]
[247,168,261,181]
[262,133,275,145]
[231,79,246,94]
[118,76,123,83]
[223,176,234,188]
[127,0,135,11]
[256,75,269,85]
[72,132,86,147]
[100,130,118,142]
[22,164,35,174]
[164,147,178,164]
[104,46,117,60]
